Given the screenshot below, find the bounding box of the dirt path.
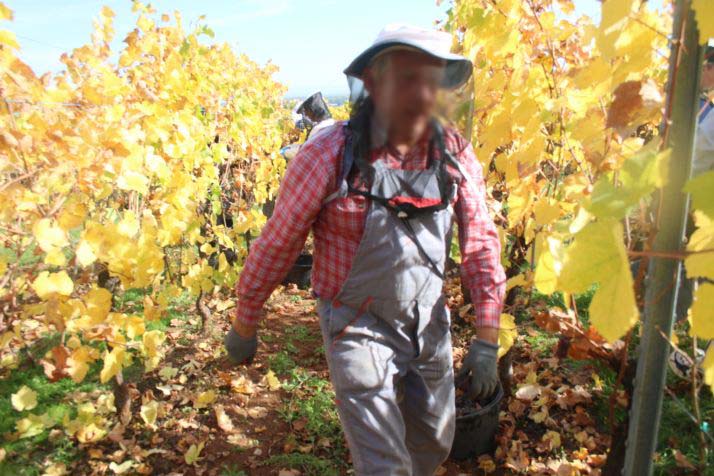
[69,283,611,475]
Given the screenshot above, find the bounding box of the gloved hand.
[456,339,499,401]
[224,327,258,364]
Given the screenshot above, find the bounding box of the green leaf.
[684,170,714,220]
[587,146,669,219]
[559,219,638,342]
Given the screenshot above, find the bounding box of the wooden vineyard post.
[623,1,703,474]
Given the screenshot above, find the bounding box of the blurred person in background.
[693,45,714,175]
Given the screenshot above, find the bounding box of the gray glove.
[457,339,499,401]
[224,327,258,364]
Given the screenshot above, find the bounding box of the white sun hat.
[343,23,472,90]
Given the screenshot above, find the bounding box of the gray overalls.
[318,123,460,475]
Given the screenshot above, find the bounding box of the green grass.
[145,289,195,333]
[0,362,106,475]
[0,285,195,474]
[284,325,319,356]
[113,287,150,313]
[268,351,297,376]
[219,464,248,476]
[556,339,713,474]
[261,333,278,343]
[529,287,597,326]
[523,331,559,353]
[281,369,341,440]
[264,453,341,476]
[277,368,346,470]
[285,372,343,437]
[285,325,317,343]
[654,376,714,475]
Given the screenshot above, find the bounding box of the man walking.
[225,24,506,475]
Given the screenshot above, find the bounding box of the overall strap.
[700,97,713,124]
[339,127,356,185]
[322,124,356,205]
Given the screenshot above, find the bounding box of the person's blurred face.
[702,63,714,91]
[364,50,445,141]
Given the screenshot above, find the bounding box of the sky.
[6,1,616,98]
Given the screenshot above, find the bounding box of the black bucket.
[282,253,313,289]
[450,383,503,460]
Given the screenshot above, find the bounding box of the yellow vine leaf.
[33,219,69,253]
[16,413,52,439]
[703,347,714,390]
[0,3,13,21]
[265,370,281,391]
[588,272,639,343]
[597,0,636,60]
[194,390,216,409]
[57,198,88,231]
[31,271,73,299]
[100,346,125,384]
[689,283,714,339]
[498,313,517,359]
[118,211,140,238]
[75,240,97,267]
[559,219,638,342]
[692,0,714,44]
[184,441,205,465]
[11,385,38,411]
[63,402,108,443]
[44,249,67,267]
[83,287,112,323]
[534,199,561,227]
[142,296,161,321]
[141,330,164,371]
[533,236,561,295]
[0,29,17,49]
[685,211,714,280]
[66,346,96,383]
[140,400,159,428]
[125,316,145,340]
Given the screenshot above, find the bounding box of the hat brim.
[343,39,472,90]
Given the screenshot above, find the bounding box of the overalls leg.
[399,306,456,476]
[317,300,413,476]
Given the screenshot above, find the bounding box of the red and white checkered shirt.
[235,121,506,328]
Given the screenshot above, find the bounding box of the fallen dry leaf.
[193,390,216,409]
[515,383,542,401]
[227,433,259,449]
[247,406,268,419]
[214,405,235,433]
[264,370,281,391]
[278,470,300,476]
[477,454,496,473]
[673,449,697,470]
[231,375,255,395]
[541,430,562,452]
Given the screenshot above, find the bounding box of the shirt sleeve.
[234,127,341,325]
[452,137,507,329]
